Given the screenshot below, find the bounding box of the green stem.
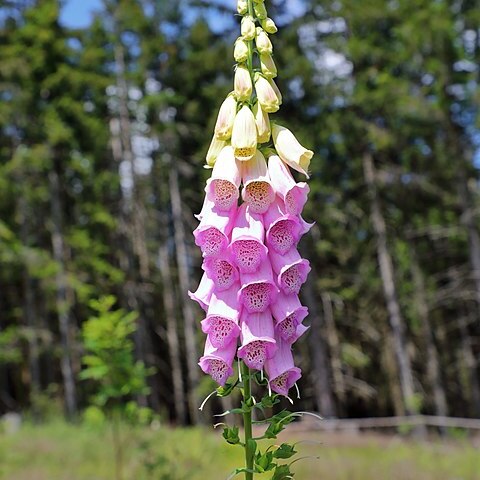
[246,0,255,96]
[242,361,254,480]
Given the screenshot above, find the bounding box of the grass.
[0,419,479,479]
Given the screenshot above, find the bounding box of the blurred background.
[1,0,480,479]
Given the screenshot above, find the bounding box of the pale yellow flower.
[231,105,257,161]
[272,124,313,177]
[261,17,278,34]
[234,64,253,101]
[254,2,267,19]
[253,102,271,144]
[255,75,280,113]
[241,16,256,41]
[214,93,237,140]
[206,136,227,167]
[234,37,249,63]
[260,53,277,78]
[268,78,282,104]
[237,0,247,14]
[255,27,272,54]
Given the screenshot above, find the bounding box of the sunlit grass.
[0,419,479,479]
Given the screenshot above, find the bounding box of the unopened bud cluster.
[192,0,314,397]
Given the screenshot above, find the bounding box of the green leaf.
[273,444,297,460]
[255,450,275,473]
[271,464,294,480]
[222,425,240,445]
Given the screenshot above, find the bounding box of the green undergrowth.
[0,419,479,480]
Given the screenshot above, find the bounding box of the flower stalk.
[191,0,315,478]
[242,362,254,480]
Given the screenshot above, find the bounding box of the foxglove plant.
[190,1,314,478]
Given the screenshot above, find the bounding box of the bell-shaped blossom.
[272,124,313,177]
[238,310,276,370]
[229,203,268,273]
[199,337,237,386]
[202,285,241,349]
[253,1,267,19]
[188,273,215,312]
[231,105,257,161]
[238,260,278,313]
[234,37,249,63]
[237,0,247,14]
[265,338,302,396]
[269,78,282,105]
[260,53,277,78]
[261,17,278,34]
[269,248,311,295]
[193,200,237,258]
[267,154,309,215]
[253,102,270,143]
[255,27,273,54]
[206,136,226,168]
[270,292,309,344]
[241,150,275,214]
[214,94,237,140]
[255,75,280,113]
[205,146,241,211]
[264,198,302,255]
[241,15,256,41]
[203,255,239,291]
[234,65,253,101]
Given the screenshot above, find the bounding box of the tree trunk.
[18,196,41,404]
[410,247,448,419]
[362,152,418,415]
[49,169,77,419]
[110,27,152,407]
[158,242,187,424]
[458,314,480,417]
[302,279,337,418]
[169,165,201,424]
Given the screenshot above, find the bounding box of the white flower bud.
[255,27,272,54]
[254,75,280,113]
[253,102,271,144]
[234,64,253,101]
[254,1,267,19]
[237,0,248,14]
[260,53,277,78]
[241,15,256,41]
[261,17,278,34]
[231,105,257,161]
[214,93,237,140]
[234,37,249,63]
[206,136,227,167]
[272,123,313,177]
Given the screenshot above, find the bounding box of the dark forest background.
[0,0,479,426]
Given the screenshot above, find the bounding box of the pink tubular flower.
[203,255,239,291]
[193,200,237,258]
[264,197,302,255]
[269,248,311,295]
[270,292,309,344]
[265,338,302,396]
[237,310,276,370]
[229,203,268,273]
[199,336,237,386]
[241,150,275,214]
[238,260,278,313]
[267,154,309,216]
[205,146,241,211]
[188,273,215,312]
[201,285,241,349]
